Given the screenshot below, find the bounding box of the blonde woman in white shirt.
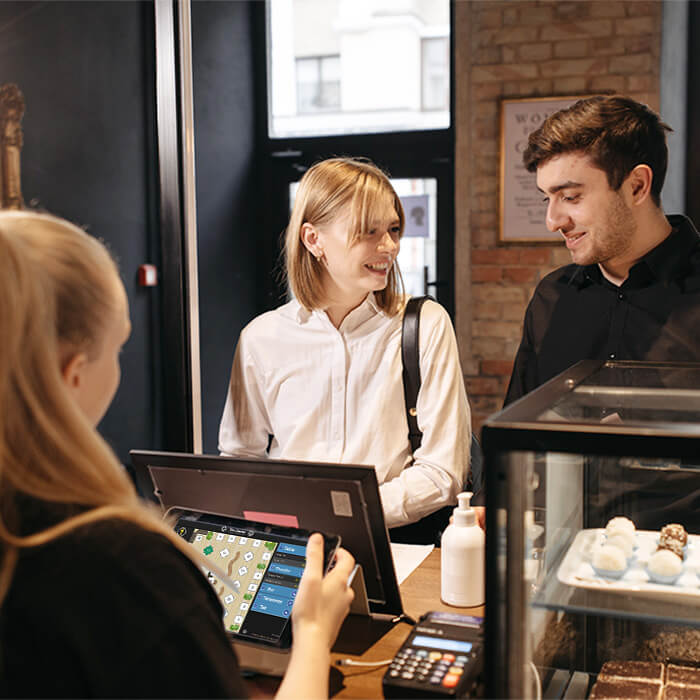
[219,157,471,535]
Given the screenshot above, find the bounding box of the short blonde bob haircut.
[0,211,199,604]
[285,157,405,315]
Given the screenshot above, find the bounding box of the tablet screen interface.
[176,513,319,648]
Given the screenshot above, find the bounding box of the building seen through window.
[296,55,341,113]
[268,0,450,138]
[421,37,449,111]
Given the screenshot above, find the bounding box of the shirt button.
[618,292,624,300]
[609,353,616,359]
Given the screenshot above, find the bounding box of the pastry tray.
[557,529,700,602]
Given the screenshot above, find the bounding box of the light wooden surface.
[330,549,484,698]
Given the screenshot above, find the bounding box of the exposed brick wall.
[454,0,662,433]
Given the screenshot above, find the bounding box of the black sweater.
[0,518,247,698]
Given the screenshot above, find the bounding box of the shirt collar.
[293,292,383,326]
[642,214,699,284]
[566,214,699,289]
[292,299,313,324]
[337,293,384,333]
[365,292,383,314]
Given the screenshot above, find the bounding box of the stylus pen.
[346,563,360,587]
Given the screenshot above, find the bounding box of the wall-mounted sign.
[500,96,585,242]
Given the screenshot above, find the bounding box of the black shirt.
[0,518,248,698]
[500,215,700,530]
[505,214,700,405]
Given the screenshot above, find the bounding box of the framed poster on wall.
[499,96,584,243]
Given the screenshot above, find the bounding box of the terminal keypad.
[387,647,470,689]
[382,612,483,698]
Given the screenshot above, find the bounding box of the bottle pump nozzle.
[454,491,475,527]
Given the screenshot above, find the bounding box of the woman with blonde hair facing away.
[219,157,471,537]
[0,210,354,698]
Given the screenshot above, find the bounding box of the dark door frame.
[154,0,200,453]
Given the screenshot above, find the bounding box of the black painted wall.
[0,0,260,460]
[0,1,163,464]
[191,1,258,453]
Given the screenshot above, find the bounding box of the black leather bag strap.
[392,295,450,546]
[401,296,432,453]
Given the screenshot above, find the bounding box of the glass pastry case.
[482,360,700,699]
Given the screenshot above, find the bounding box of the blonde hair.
[0,211,197,604]
[285,157,405,314]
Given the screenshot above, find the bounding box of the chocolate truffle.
[660,524,688,548]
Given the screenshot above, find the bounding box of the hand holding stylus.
[292,533,355,648]
[276,534,355,700]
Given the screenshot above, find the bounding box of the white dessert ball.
[592,544,627,573]
[606,532,636,558]
[648,549,683,578]
[605,516,636,538]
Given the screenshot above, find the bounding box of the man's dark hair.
[523,95,672,206]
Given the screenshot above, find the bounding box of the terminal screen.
[412,635,474,653]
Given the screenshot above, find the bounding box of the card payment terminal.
[382,611,483,698]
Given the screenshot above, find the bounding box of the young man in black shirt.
[505,95,700,405]
[502,95,700,530]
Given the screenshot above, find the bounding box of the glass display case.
[482,360,700,698]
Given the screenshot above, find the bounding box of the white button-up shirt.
[218,294,471,528]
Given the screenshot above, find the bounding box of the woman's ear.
[61,351,88,394]
[301,223,324,259]
[625,164,653,205]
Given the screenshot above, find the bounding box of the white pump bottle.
[440,491,485,607]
